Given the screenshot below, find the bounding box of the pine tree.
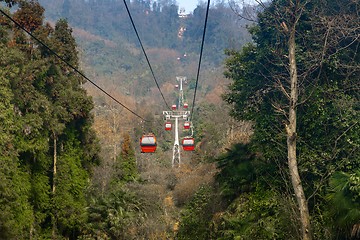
[44,18,99,238]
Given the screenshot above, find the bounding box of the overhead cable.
[190,0,211,121]
[0,8,148,122]
[122,0,171,110]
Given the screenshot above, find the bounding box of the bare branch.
[271,101,288,117]
[332,121,359,154]
[228,0,259,22]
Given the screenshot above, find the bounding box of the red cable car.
[172,104,177,110]
[183,103,188,109]
[165,122,172,131]
[184,121,190,129]
[140,134,157,153]
[182,137,195,151]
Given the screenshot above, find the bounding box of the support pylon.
[172,116,180,167]
[163,110,190,167]
[176,76,186,108]
[163,76,190,167]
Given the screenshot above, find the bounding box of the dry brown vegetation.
[74,27,117,47]
[173,163,218,206]
[77,23,253,236]
[147,48,179,65]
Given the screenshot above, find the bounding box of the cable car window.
[141,136,156,145]
[183,139,194,145]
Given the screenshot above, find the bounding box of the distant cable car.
[184,121,190,129]
[175,84,179,88]
[183,103,188,109]
[172,104,177,110]
[165,122,172,131]
[140,134,157,153]
[182,137,195,151]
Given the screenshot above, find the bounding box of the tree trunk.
[113,110,117,163]
[52,135,57,193]
[287,26,312,240]
[52,134,57,239]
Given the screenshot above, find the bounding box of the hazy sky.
[177,0,199,13]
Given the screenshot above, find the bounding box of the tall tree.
[224,0,359,238]
[280,1,311,238]
[44,18,98,238]
[12,0,45,55]
[0,43,33,240]
[2,2,100,237]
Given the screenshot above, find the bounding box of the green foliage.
[326,171,360,239]
[213,188,298,240]
[222,0,359,238]
[51,18,79,67]
[0,43,33,239]
[85,186,147,239]
[190,102,238,158]
[297,88,359,182]
[0,158,33,239]
[0,3,100,238]
[30,171,51,227]
[215,144,257,200]
[0,8,12,43]
[117,133,138,182]
[177,185,215,240]
[52,131,89,238]
[211,142,298,239]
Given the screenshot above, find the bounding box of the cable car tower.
[163,76,190,167]
[176,76,186,108]
[163,109,190,167]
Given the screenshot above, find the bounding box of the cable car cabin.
[172,105,177,110]
[182,137,195,151]
[183,103,188,109]
[184,121,190,129]
[140,134,157,153]
[165,122,172,131]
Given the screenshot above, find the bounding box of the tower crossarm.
[163,111,190,120]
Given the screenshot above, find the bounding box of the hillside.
[38,0,252,100]
[1,0,358,239]
[37,0,254,160]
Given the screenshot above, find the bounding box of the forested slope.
[0,1,100,238]
[183,0,360,239]
[37,0,251,99]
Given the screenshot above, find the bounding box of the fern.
[326,171,360,237]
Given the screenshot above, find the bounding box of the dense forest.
[0,0,359,239]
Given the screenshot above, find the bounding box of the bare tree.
[285,7,312,238]
[229,0,360,238]
[229,1,313,239]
